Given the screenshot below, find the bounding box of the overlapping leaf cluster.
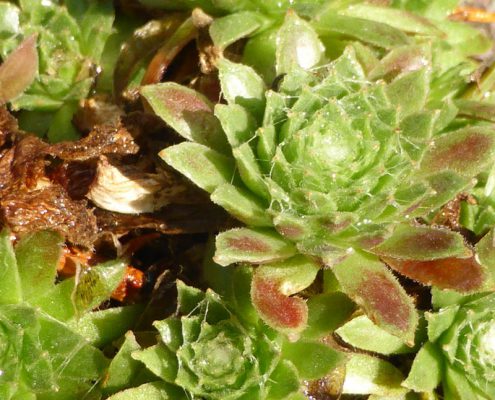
[144,8,495,344]
[0,229,140,399]
[0,0,114,139]
[104,265,347,400]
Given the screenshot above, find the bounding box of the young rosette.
[403,290,495,399]
[143,12,495,342]
[121,274,344,400]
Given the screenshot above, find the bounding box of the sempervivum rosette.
[143,12,495,343]
[126,274,344,400]
[403,290,495,399]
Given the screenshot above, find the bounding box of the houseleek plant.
[142,10,495,344]
[107,266,347,400]
[0,0,114,140]
[0,229,141,399]
[402,288,495,399]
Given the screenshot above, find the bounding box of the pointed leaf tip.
[0,34,38,106]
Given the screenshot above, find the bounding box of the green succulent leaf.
[302,292,355,340]
[217,57,266,118]
[402,342,443,392]
[282,340,346,380]
[342,353,406,396]
[160,142,235,193]
[371,224,471,261]
[336,315,415,355]
[103,331,143,395]
[332,251,418,344]
[211,183,272,227]
[0,230,21,305]
[106,382,187,400]
[15,230,63,301]
[314,13,411,49]
[142,83,228,153]
[215,227,296,266]
[209,11,268,50]
[214,103,258,148]
[72,259,127,314]
[339,4,442,35]
[276,10,324,75]
[0,0,114,138]
[419,126,495,177]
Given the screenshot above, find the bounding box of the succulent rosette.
[401,289,495,399]
[0,0,114,139]
[0,229,141,399]
[142,9,495,343]
[112,267,345,400]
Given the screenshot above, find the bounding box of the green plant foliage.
[404,292,495,399]
[121,271,345,400]
[0,229,138,398]
[0,0,114,139]
[147,10,495,341]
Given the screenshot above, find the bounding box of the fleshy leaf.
[15,230,63,301]
[214,227,296,266]
[402,342,443,392]
[266,360,301,400]
[217,57,266,118]
[444,366,480,400]
[332,251,418,344]
[475,228,495,283]
[342,353,406,396]
[425,307,459,343]
[209,11,266,50]
[456,99,495,122]
[251,268,308,335]
[256,255,320,296]
[336,315,414,355]
[160,142,236,193]
[141,83,228,153]
[386,69,429,117]
[72,259,127,314]
[68,305,144,347]
[340,4,442,35]
[314,13,411,49]
[103,331,143,395]
[106,382,187,400]
[0,230,21,305]
[371,224,471,261]
[302,292,355,340]
[132,344,178,383]
[282,340,346,380]
[419,126,495,177]
[276,10,324,75]
[211,183,272,227]
[214,103,257,148]
[382,256,489,293]
[0,34,38,105]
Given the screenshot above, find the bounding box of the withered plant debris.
[0,106,223,248]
